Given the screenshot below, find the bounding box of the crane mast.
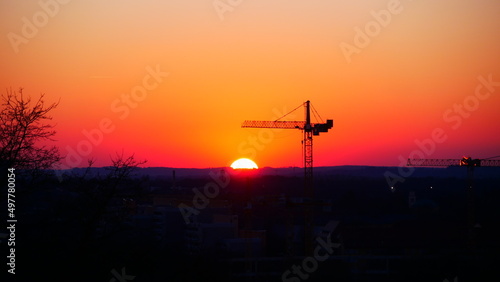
[242,100,333,256]
[303,102,314,256]
[304,101,313,199]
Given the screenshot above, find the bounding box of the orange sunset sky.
[1,0,499,168]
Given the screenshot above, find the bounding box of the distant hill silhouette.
[60,165,500,179]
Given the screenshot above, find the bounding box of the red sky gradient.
[1,0,500,168]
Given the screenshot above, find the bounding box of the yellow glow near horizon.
[230,158,259,169]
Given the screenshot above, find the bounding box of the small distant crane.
[407,156,500,251]
[242,100,333,255]
[407,156,500,188]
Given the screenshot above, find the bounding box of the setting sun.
[230,158,259,169]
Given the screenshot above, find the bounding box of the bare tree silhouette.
[77,152,147,250]
[0,88,60,175]
[106,151,147,186]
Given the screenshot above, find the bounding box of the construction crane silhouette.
[407,156,500,188]
[407,156,500,251]
[242,100,333,255]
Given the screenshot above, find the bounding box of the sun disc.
[230,158,258,169]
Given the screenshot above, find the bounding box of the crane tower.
[242,100,333,255]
